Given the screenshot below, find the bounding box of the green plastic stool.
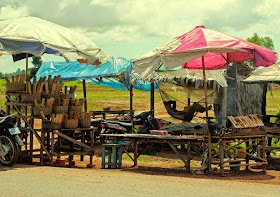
[101,144,124,169]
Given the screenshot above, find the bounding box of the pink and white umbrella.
[133,26,277,77]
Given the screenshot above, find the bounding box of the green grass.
[1,79,280,121]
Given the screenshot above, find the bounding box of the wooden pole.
[150,82,155,118]
[222,87,227,127]
[202,56,212,173]
[83,79,87,112]
[262,83,268,117]
[25,53,28,78]
[129,83,134,127]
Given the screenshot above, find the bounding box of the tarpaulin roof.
[35,57,132,80]
[244,64,280,83]
[0,16,109,65]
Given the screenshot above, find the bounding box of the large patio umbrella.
[0,16,110,74]
[133,26,277,78]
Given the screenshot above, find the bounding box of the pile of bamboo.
[41,112,64,130]
[5,75,26,92]
[63,111,80,129]
[79,112,93,128]
[33,98,55,116]
[22,76,47,103]
[60,85,77,99]
[53,98,69,114]
[43,75,63,98]
[69,99,84,113]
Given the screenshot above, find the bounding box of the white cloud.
[0,0,279,73]
[0,5,28,20]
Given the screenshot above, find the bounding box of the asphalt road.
[0,164,280,197]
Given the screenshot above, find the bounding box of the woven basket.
[6,82,26,92]
[79,118,91,128]
[42,93,60,99]
[59,93,75,100]
[33,107,52,117]
[69,106,83,113]
[21,93,41,103]
[42,122,62,130]
[63,119,78,129]
[53,106,68,114]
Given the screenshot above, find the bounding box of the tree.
[30,56,43,78]
[246,33,276,66]
[247,33,275,51]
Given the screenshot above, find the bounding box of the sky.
[0,0,280,73]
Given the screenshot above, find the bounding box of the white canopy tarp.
[132,46,247,78]
[0,16,109,64]
[244,64,280,83]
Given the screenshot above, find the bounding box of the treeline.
[0,56,42,79]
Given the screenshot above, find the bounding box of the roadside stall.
[0,16,109,167]
[132,26,277,175]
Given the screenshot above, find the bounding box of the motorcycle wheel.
[0,134,19,166]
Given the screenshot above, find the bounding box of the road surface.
[0,164,279,197]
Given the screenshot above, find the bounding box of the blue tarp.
[35,57,132,80]
[35,57,159,91]
[90,77,158,91]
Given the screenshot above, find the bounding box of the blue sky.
[0,0,279,73]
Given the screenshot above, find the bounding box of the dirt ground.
[31,144,280,186]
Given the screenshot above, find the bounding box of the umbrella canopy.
[0,16,109,65]
[244,64,280,83]
[133,26,277,77]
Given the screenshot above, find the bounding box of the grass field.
[1,79,280,122]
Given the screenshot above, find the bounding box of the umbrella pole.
[202,56,212,173]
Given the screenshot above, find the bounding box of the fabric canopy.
[0,16,109,65]
[133,46,246,78]
[244,64,280,83]
[35,57,132,80]
[133,26,277,78]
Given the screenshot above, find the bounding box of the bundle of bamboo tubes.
[63,111,79,129]
[5,75,26,92]
[53,98,69,114]
[79,112,93,128]
[69,99,84,113]
[33,98,55,116]
[60,85,77,99]
[21,76,46,103]
[41,112,64,130]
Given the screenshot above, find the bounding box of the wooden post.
[150,82,155,118]
[25,53,28,78]
[219,141,224,175]
[222,87,227,127]
[187,92,191,107]
[83,80,87,112]
[202,56,212,173]
[262,83,268,117]
[129,84,134,127]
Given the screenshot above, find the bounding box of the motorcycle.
[0,115,24,166]
[100,111,161,134]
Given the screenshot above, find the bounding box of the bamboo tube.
[40,111,47,120]
[27,82,32,94]
[41,98,45,107]
[15,75,19,83]
[44,82,49,94]
[33,76,37,83]
[12,76,15,83]
[33,82,37,94]
[34,99,39,107]
[5,76,10,83]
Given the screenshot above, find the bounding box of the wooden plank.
[53,130,93,151]
[167,141,189,170]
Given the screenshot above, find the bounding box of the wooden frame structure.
[100,133,203,172]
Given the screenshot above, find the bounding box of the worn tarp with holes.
[243,64,280,83]
[35,57,157,91]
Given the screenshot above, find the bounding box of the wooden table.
[209,132,267,175]
[47,127,97,167]
[100,134,203,172]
